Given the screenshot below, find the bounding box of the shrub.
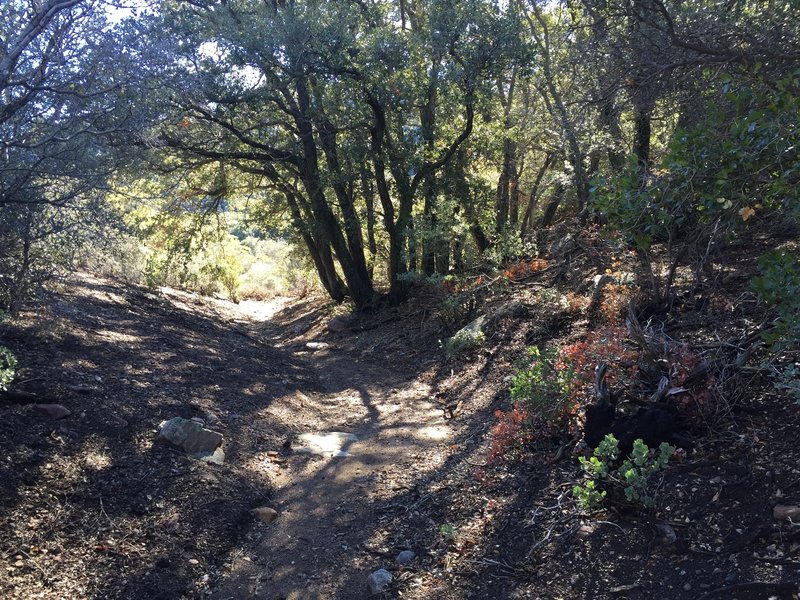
[559,325,638,403]
[751,249,800,351]
[574,434,674,510]
[503,258,549,281]
[487,406,533,464]
[0,346,17,391]
[510,346,576,425]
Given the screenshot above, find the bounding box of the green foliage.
[751,250,800,350]
[439,523,457,539]
[0,346,17,391]
[574,435,674,510]
[771,363,800,404]
[591,71,800,253]
[0,200,114,314]
[510,346,575,424]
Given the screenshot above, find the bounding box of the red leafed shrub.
[504,259,549,281]
[487,407,533,464]
[559,325,638,402]
[598,282,634,325]
[487,326,637,465]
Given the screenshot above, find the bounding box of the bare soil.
[2,228,800,600]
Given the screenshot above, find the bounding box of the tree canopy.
[1,0,798,311]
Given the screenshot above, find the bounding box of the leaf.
[739,206,756,221]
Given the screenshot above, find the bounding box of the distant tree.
[139,0,522,307]
[0,0,140,312]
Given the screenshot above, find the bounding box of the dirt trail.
[209,300,452,599]
[0,274,456,600]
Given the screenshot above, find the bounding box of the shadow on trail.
[0,274,318,599]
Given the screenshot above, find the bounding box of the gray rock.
[656,523,677,544]
[327,316,352,333]
[487,301,528,323]
[445,315,486,356]
[157,417,223,455]
[33,404,71,420]
[252,507,279,524]
[395,550,415,566]
[367,569,392,595]
[193,446,225,465]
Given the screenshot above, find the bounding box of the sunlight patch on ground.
[97,330,141,344]
[295,432,358,457]
[418,425,450,440]
[236,297,290,322]
[84,449,112,471]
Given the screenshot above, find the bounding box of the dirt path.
[210,302,451,599]
[0,274,456,600]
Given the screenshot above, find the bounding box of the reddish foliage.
[486,406,533,464]
[598,282,633,325]
[564,292,591,314]
[503,259,549,281]
[558,325,638,402]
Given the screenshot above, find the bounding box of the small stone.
[773,505,800,521]
[33,404,71,420]
[576,524,595,539]
[157,417,223,455]
[683,583,691,592]
[193,447,225,465]
[395,550,415,566]
[570,574,581,587]
[367,569,392,595]
[656,523,678,544]
[188,558,199,565]
[252,507,279,524]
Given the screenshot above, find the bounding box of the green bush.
[510,346,576,424]
[751,249,800,351]
[0,346,17,391]
[574,435,674,510]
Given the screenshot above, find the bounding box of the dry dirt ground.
[2,229,800,600]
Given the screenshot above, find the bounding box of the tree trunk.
[495,137,516,232]
[360,174,377,276]
[282,187,347,302]
[539,181,565,229]
[520,152,554,236]
[634,107,652,171]
[317,120,373,287]
[295,77,375,309]
[368,97,410,304]
[599,96,627,172]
